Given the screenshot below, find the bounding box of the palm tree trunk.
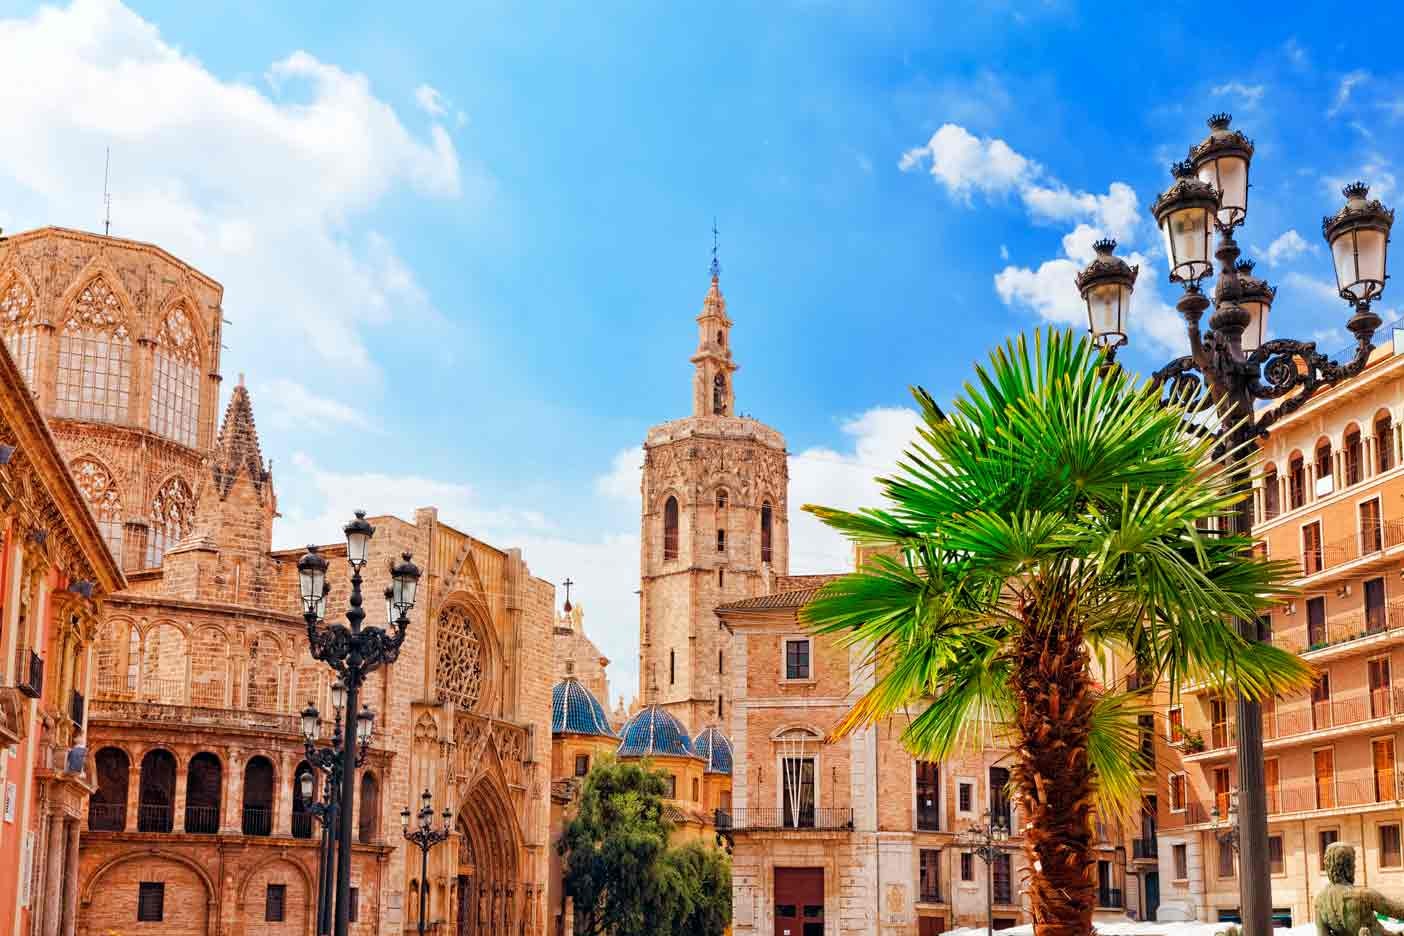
[1011,614,1097,936]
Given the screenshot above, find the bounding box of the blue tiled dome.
[552,677,616,738]
[617,704,696,759]
[692,725,733,775]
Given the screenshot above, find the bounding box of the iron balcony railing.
[1132,838,1158,860]
[292,811,314,839]
[1098,888,1124,909]
[184,805,219,834]
[242,806,272,837]
[715,807,854,832]
[15,647,42,699]
[87,802,125,832]
[137,803,173,833]
[919,885,943,903]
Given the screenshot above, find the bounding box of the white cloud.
[257,379,373,434]
[1324,157,1396,203]
[995,257,1086,327]
[0,0,468,383]
[899,123,1037,200]
[1210,81,1265,106]
[1328,70,1369,117]
[413,83,447,117]
[1284,38,1309,70]
[1257,230,1317,267]
[1284,271,1343,306]
[999,244,1009,260]
[595,447,643,501]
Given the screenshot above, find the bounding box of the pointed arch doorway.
[454,776,525,936]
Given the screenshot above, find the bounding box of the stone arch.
[663,494,680,561]
[435,599,499,715]
[235,853,314,936]
[140,619,189,704]
[189,625,231,707]
[247,632,284,712]
[149,298,203,448]
[146,471,196,568]
[68,455,124,564]
[358,770,381,843]
[90,746,130,830]
[185,751,223,834]
[81,848,217,922]
[137,747,179,832]
[456,770,526,935]
[54,268,135,425]
[95,613,137,696]
[242,754,277,836]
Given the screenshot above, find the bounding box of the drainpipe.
[1302,819,1311,924]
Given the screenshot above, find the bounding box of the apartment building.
[1158,342,1404,924]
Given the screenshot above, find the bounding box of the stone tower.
[638,262,789,732]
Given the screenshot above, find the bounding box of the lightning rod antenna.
[103,147,111,236]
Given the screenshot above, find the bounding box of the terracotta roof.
[773,573,843,591]
[715,586,824,613]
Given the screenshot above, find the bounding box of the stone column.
[222,751,243,834]
[275,751,293,836]
[42,813,64,936]
[124,763,141,832]
[172,761,189,834]
[61,818,80,936]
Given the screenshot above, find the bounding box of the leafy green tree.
[559,758,730,936]
[801,330,1310,936]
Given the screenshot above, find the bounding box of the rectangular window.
[574,754,590,777]
[1168,707,1184,743]
[717,694,723,718]
[989,767,1011,829]
[1362,498,1384,554]
[1268,835,1285,875]
[1173,843,1188,881]
[1315,749,1336,809]
[1366,577,1388,634]
[718,569,724,587]
[137,882,164,922]
[1307,594,1328,648]
[1374,737,1396,802]
[1218,839,1236,878]
[1312,672,1332,729]
[719,650,724,674]
[1210,697,1230,750]
[1320,829,1340,869]
[916,762,940,831]
[716,529,726,553]
[1138,714,1155,766]
[266,884,286,923]
[1266,758,1280,814]
[1168,773,1186,812]
[1212,766,1231,818]
[1303,522,1324,575]
[691,777,700,802]
[1382,824,1403,868]
[919,849,942,903]
[669,649,675,685]
[349,887,359,923]
[960,852,974,882]
[958,782,973,813]
[993,853,1012,904]
[781,757,815,829]
[1370,657,1393,718]
[784,639,811,680]
[664,773,677,798]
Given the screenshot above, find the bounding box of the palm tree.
[802,329,1310,936]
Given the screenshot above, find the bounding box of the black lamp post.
[959,811,1010,934]
[401,789,454,936]
[299,512,422,936]
[300,682,374,936]
[1212,790,1242,854]
[1078,114,1394,936]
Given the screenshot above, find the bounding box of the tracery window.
[57,276,131,423]
[435,607,485,711]
[149,305,200,446]
[71,458,124,560]
[146,476,194,568]
[0,279,39,387]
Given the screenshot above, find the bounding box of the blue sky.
[1,0,1400,703]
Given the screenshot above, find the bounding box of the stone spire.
[690,227,737,418]
[211,373,270,500]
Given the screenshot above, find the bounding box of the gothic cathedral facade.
[638,268,789,733]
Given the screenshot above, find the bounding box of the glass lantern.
[1191,113,1253,229]
[1324,182,1394,304]
[1153,162,1219,283]
[1075,239,1138,349]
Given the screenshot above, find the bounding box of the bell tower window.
[57,275,131,424]
[663,496,679,561]
[713,373,727,416]
[761,502,774,564]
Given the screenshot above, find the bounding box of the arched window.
[149,305,200,446]
[56,275,131,423]
[141,623,188,704]
[89,747,130,831]
[761,501,774,564]
[712,373,726,415]
[146,476,194,568]
[1289,454,1305,509]
[1377,412,1395,473]
[70,458,123,561]
[1345,426,1363,486]
[138,749,177,833]
[1315,439,1333,494]
[435,607,486,712]
[126,626,139,693]
[185,752,222,834]
[0,278,39,387]
[242,756,275,836]
[663,496,679,560]
[292,761,316,839]
[359,772,380,843]
[1262,467,1279,522]
[246,636,281,712]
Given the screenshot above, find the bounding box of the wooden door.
[1374,737,1396,802]
[1370,657,1392,718]
[1312,672,1332,729]
[1265,758,1280,814]
[774,867,824,936]
[1315,748,1335,809]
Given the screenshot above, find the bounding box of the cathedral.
[0,227,557,935]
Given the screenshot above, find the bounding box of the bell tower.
[638,241,789,733]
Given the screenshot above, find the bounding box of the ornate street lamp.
[401,789,454,936]
[958,811,1010,934]
[300,686,374,936]
[1212,790,1241,854]
[299,513,421,936]
[1077,238,1139,352]
[1076,113,1394,936]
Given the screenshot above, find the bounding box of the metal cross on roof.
[710,218,721,279]
[562,577,574,613]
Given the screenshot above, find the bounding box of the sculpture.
[1315,843,1404,936]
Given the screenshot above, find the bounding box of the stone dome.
[617,704,696,759]
[692,725,733,775]
[551,676,616,738]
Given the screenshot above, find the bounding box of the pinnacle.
[212,380,269,497]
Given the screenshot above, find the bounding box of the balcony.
[242,806,272,837]
[292,811,315,839]
[87,802,125,832]
[89,687,301,737]
[69,689,85,727]
[15,647,42,699]
[137,804,173,833]
[184,805,219,834]
[1132,838,1158,860]
[716,807,854,832]
[919,885,943,904]
[1098,888,1124,909]
[1296,520,1404,580]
